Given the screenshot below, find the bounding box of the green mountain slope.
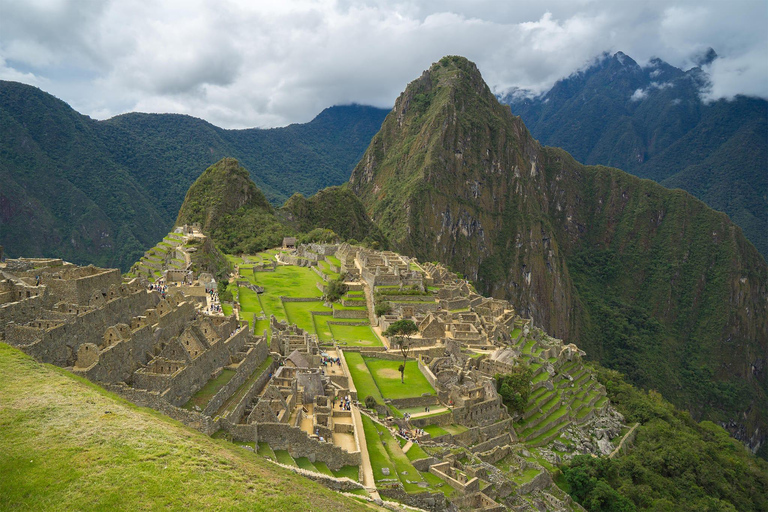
[349,56,768,453]
[175,158,291,254]
[500,51,768,259]
[282,186,388,247]
[0,343,372,512]
[0,80,389,269]
[175,158,383,254]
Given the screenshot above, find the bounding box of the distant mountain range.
[0,80,388,270]
[499,50,768,260]
[349,55,768,454]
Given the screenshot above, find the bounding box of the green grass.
[248,265,324,298]
[365,358,435,399]
[312,461,335,477]
[0,343,373,512]
[423,424,449,437]
[181,369,236,410]
[257,442,275,460]
[332,465,360,481]
[221,303,233,316]
[326,255,341,267]
[283,300,331,333]
[274,450,297,466]
[294,457,317,472]
[404,443,429,461]
[330,324,382,347]
[344,352,383,404]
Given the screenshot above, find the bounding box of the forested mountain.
[0,80,388,269]
[498,51,768,259]
[349,56,768,454]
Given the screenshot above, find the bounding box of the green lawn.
[283,300,331,333]
[181,369,236,411]
[362,415,426,492]
[329,324,382,347]
[423,424,449,437]
[312,461,335,477]
[365,358,435,400]
[331,465,360,481]
[404,442,429,461]
[294,457,317,472]
[326,255,341,267]
[344,352,383,405]
[248,265,324,298]
[274,450,297,466]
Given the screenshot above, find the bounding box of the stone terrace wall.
[105,383,220,436]
[0,294,47,330]
[79,301,196,384]
[203,338,269,417]
[257,423,361,471]
[162,328,251,406]
[227,356,278,423]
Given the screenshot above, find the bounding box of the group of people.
[335,394,352,411]
[148,280,169,299]
[321,356,340,367]
[397,427,425,441]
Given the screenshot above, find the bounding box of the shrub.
[375,302,392,316]
[325,278,347,302]
[364,395,377,409]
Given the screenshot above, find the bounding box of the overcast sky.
[1,0,766,129]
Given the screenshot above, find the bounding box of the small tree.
[383,319,418,383]
[495,364,533,415]
[324,277,347,302]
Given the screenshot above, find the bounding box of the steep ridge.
[349,56,768,453]
[176,158,384,254]
[499,51,768,259]
[0,80,389,269]
[176,158,291,254]
[282,186,387,247]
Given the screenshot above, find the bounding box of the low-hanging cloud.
[0,0,765,128]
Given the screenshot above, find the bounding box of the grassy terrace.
[345,352,384,404]
[366,359,435,399]
[329,324,382,347]
[181,369,236,411]
[326,255,341,267]
[0,344,372,512]
[216,356,273,418]
[283,300,331,333]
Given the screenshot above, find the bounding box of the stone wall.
[226,356,278,423]
[257,422,361,471]
[44,268,121,305]
[202,338,269,416]
[377,486,447,512]
[332,308,368,319]
[104,383,220,436]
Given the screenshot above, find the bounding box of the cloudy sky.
[1,0,766,128]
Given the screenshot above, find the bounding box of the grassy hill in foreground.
[0,343,373,512]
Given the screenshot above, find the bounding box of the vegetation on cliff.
[282,186,388,248]
[500,51,767,259]
[0,80,387,269]
[176,158,291,254]
[560,364,768,511]
[349,55,768,453]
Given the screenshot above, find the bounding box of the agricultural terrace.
[229,253,379,347]
[346,353,435,405]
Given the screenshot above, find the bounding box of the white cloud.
[630,88,648,102]
[0,0,765,128]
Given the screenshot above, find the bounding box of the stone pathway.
[351,403,380,500]
[402,440,413,453]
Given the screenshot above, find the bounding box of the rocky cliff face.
[349,56,768,452]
